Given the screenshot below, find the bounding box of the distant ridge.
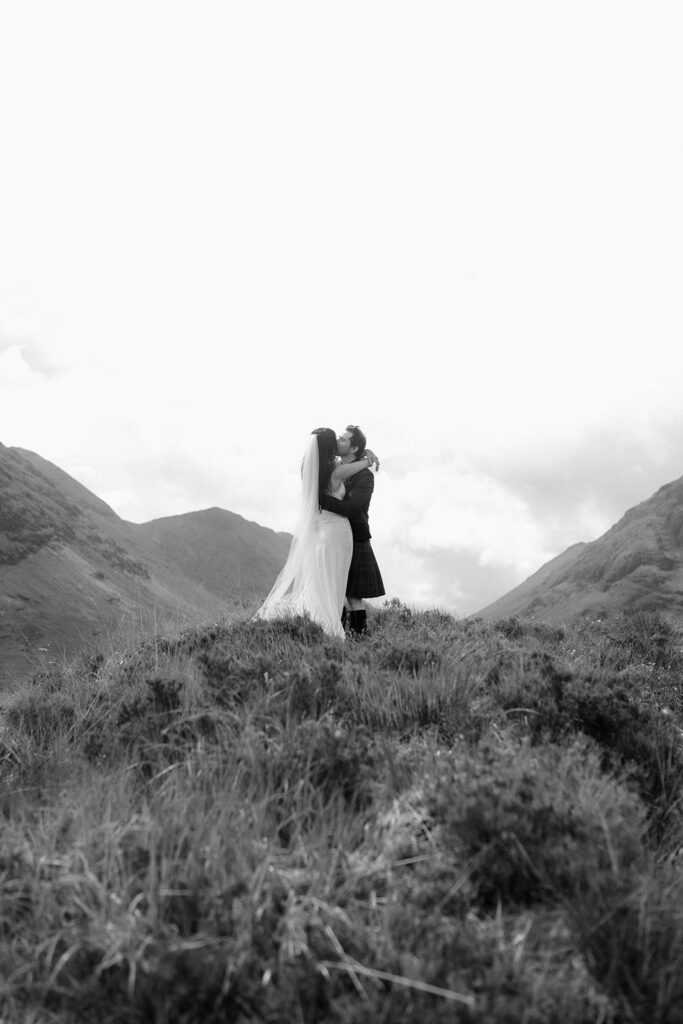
[476,475,683,622]
[137,507,291,603]
[0,444,290,683]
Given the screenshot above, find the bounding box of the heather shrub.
[198,646,276,706]
[234,613,331,649]
[5,690,77,749]
[605,610,682,670]
[284,659,346,720]
[338,667,480,745]
[492,655,683,836]
[566,610,683,674]
[495,616,565,645]
[26,662,69,693]
[378,641,443,674]
[567,677,683,835]
[426,739,646,906]
[78,671,229,775]
[265,718,377,810]
[373,906,614,1024]
[572,863,683,1024]
[344,784,614,1024]
[372,597,417,629]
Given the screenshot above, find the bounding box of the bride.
[254,428,377,638]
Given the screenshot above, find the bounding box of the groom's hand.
[365,449,379,471]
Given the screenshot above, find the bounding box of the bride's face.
[336,431,353,457]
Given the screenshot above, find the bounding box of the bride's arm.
[330,453,377,486]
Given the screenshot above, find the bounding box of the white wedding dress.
[254,437,352,638]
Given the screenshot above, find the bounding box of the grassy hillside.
[2,605,683,1023]
[477,476,683,623]
[0,442,291,683]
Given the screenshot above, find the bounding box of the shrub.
[572,864,683,1024]
[426,739,646,906]
[494,617,566,644]
[198,648,272,707]
[79,673,226,775]
[285,660,345,720]
[491,652,683,838]
[246,718,378,844]
[606,610,682,670]
[379,642,443,674]
[6,691,77,749]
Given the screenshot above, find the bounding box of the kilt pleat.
[347,542,385,598]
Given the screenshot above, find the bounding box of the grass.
[1,603,683,1022]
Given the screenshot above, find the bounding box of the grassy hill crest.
[2,604,683,1022]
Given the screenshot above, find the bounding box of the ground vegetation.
[1,605,683,1022]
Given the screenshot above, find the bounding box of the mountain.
[0,444,290,684]
[136,507,290,602]
[476,475,683,622]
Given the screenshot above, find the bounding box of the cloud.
[0,345,32,386]
[2,1,683,616]
[1,342,66,380]
[472,413,683,549]
[18,344,66,378]
[363,408,683,615]
[376,466,553,565]
[364,464,551,614]
[369,537,524,617]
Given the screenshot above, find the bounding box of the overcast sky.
[1,1,682,616]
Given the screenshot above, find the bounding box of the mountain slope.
[476,476,683,622]
[0,444,290,683]
[137,507,289,603]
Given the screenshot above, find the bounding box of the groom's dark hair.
[346,424,367,460]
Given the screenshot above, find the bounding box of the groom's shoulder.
[348,467,374,490]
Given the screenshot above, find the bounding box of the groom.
[321,424,385,635]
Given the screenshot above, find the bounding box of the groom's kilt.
[347,541,385,598]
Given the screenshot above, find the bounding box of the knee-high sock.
[349,610,367,635]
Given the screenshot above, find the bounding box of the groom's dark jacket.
[321,469,374,542]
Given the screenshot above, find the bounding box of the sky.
[1,1,682,616]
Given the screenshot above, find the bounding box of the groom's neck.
[341,453,356,465]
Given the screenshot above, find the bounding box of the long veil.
[254,434,319,620]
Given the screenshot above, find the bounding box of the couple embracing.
[256,425,385,639]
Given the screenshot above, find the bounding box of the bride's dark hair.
[312,427,337,508]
